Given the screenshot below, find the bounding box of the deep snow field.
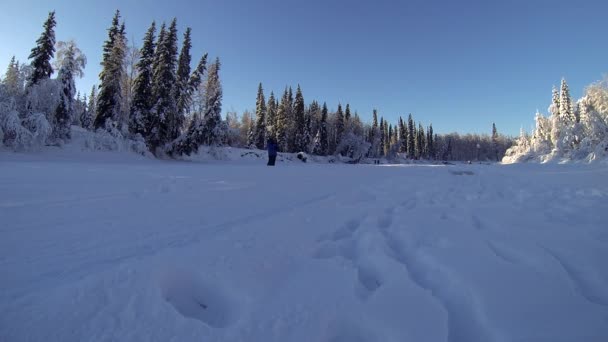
[1,150,608,342]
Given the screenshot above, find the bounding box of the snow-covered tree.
[254,83,266,149]
[318,102,329,155]
[28,11,56,87]
[304,100,318,153]
[130,21,156,139]
[95,10,126,131]
[293,85,306,152]
[150,19,179,149]
[266,91,277,141]
[175,27,192,132]
[407,114,415,158]
[53,41,86,142]
[560,78,575,124]
[276,88,289,151]
[335,103,344,151]
[169,57,223,155]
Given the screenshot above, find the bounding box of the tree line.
[0,10,513,161]
[224,83,512,161]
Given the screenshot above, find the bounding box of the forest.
[0,10,514,162]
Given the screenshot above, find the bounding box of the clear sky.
[1,0,606,136]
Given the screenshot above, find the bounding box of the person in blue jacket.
[267,137,278,166]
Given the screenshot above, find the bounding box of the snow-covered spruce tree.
[150,19,179,150]
[398,116,407,153]
[387,124,394,157]
[53,41,86,142]
[379,117,385,157]
[335,103,344,152]
[81,86,96,130]
[560,79,575,124]
[293,85,306,152]
[286,86,295,151]
[491,123,499,161]
[78,93,88,128]
[428,124,434,159]
[305,101,319,153]
[384,120,389,156]
[266,92,277,141]
[318,102,329,155]
[95,10,126,131]
[407,114,415,158]
[130,21,156,139]
[417,123,425,159]
[202,58,224,145]
[175,27,192,136]
[344,103,351,126]
[169,57,223,155]
[254,82,266,149]
[27,11,56,88]
[369,109,380,157]
[275,88,289,151]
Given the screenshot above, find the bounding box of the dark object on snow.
[450,170,475,176]
[267,138,278,166]
[296,152,307,163]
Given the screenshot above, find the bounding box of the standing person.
[267,138,278,166]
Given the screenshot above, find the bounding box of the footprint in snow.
[159,267,239,328]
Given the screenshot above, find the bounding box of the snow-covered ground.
[1,150,608,342]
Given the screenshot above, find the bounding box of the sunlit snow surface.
[1,150,607,342]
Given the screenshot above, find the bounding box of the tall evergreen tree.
[266,92,277,140]
[95,10,126,130]
[491,122,499,161]
[551,86,560,117]
[371,109,379,157]
[305,101,319,153]
[53,43,79,141]
[388,124,393,154]
[335,103,345,149]
[276,88,289,151]
[254,83,267,149]
[80,93,92,130]
[130,21,156,138]
[345,104,351,124]
[407,114,415,158]
[319,102,329,155]
[559,78,574,123]
[399,116,407,153]
[151,18,179,148]
[28,11,56,87]
[417,123,425,159]
[384,120,389,156]
[83,86,96,130]
[293,85,306,151]
[175,27,192,128]
[428,124,434,159]
[170,57,222,155]
[202,58,223,145]
[379,117,385,157]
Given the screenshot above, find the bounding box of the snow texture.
[1,149,607,342]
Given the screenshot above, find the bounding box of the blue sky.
[1,0,606,136]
